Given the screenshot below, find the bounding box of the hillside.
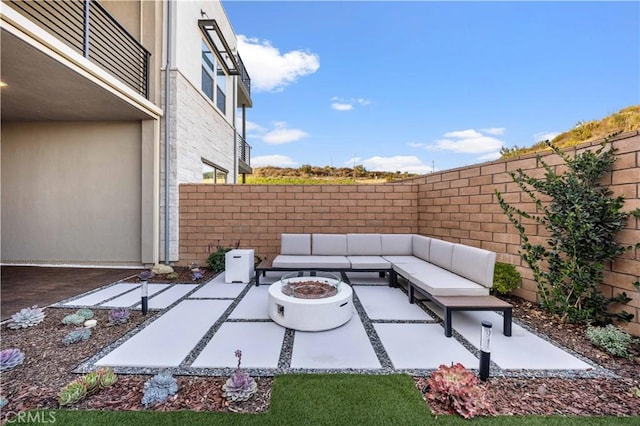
[500,105,640,158]
[247,165,417,184]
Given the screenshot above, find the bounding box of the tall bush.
[495,135,640,324]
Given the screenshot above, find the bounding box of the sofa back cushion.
[312,234,348,256]
[347,234,382,256]
[429,239,454,270]
[451,244,496,288]
[381,234,413,256]
[281,234,311,255]
[412,235,431,261]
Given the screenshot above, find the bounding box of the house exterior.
[0,0,252,267]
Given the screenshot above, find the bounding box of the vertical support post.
[141,280,149,315]
[83,0,91,58]
[479,321,492,381]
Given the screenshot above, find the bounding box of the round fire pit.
[268,271,353,331]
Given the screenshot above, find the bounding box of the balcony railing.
[8,0,150,98]
[237,53,251,97]
[237,132,252,174]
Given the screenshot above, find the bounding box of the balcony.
[237,133,252,175]
[236,53,251,107]
[6,0,150,99]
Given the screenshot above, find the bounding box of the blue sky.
[224,0,640,173]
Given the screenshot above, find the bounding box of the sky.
[223,0,640,174]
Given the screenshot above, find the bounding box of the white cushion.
[347,256,391,269]
[382,255,423,264]
[347,234,382,256]
[396,263,489,297]
[429,239,454,270]
[412,235,431,262]
[451,244,496,288]
[272,255,350,269]
[281,234,311,255]
[312,234,347,256]
[381,234,413,255]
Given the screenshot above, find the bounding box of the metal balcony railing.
[8,0,150,98]
[237,132,252,171]
[237,53,251,97]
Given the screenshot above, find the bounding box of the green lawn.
[22,374,640,425]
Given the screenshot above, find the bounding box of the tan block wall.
[179,183,418,263]
[179,132,639,335]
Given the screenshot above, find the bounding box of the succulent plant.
[138,270,155,281]
[97,367,118,388]
[191,269,205,281]
[58,379,87,406]
[222,350,257,402]
[108,308,131,325]
[166,272,179,280]
[62,313,86,326]
[425,363,494,419]
[62,328,92,346]
[142,372,178,407]
[81,371,102,394]
[0,348,25,371]
[0,397,7,410]
[7,305,45,329]
[76,308,94,319]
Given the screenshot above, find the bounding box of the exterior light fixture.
[0,81,7,88]
[138,270,154,315]
[479,321,492,381]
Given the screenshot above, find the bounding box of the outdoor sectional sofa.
[256,233,512,337]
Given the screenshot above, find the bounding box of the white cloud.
[348,156,433,174]
[476,152,502,161]
[482,127,506,135]
[331,103,354,111]
[330,97,372,111]
[263,122,309,145]
[427,128,505,154]
[533,131,560,143]
[408,142,426,148]
[238,35,319,93]
[245,120,265,133]
[251,155,298,168]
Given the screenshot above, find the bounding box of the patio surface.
[49,271,607,378]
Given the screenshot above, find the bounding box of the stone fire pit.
[268,271,353,331]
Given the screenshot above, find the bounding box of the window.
[201,39,228,115]
[202,161,228,184]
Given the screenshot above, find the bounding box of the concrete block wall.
[415,131,640,335]
[179,183,418,263]
[178,132,639,335]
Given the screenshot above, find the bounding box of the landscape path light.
[479,320,492,381]
[138,270,154,315]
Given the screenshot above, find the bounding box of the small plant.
[76,308,94,319]
[166,272,179,280]
[424,363,494,419]
[142,372,178,407]
[222,350,257,402]
[62,313,86,326]
[0,397,7,409]
[108,308,131,325]
[492,262,521,295]
[0,348,25,371]
[630,387,640,398]
[586,324,637,360]
[62,328,92,346]
[138,270,155,282]
[7,305,45,329]
[58,380,87,406]
[206,240,240,272]
[57,368,117,406]
[191,269,205,281]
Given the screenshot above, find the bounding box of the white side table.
[225,249,254,283]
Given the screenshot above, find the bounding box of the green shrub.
[206,240,240,273]
[492,262,521,294]
[585,324,636,360]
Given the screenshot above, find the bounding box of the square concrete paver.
[189,277,245,299]
[96,299,230,368]
[100,284,170,308]
[374,323,478,369]
[192,322,285,369]
[346,272,389,285]
[355,286,433,320]
[61,283,138,306]
[146,284,198,310]
[228,285,270,319]
[290,315,380,369]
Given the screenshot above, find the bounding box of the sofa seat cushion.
[347,256,391,270]
[395,263,489,297]
[272,255,351,269]
[383,255,423,264]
